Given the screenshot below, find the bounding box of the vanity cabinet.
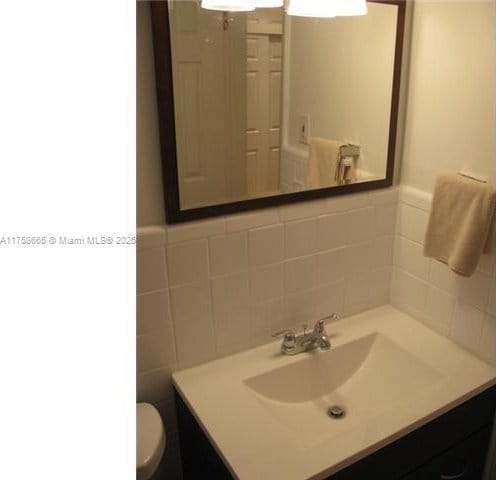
[400,426,492,480]
[175,385,496,480]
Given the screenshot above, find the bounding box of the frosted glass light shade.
[201,0,256,11]
[287,0,337,18]
[255,0,284,7]
[336,0,367,16]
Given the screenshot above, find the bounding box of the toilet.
[137,403,166,480]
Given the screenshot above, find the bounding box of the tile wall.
[136,187,398,479]
[391,186,496,365]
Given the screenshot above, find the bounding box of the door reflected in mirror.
[166,0,402,211]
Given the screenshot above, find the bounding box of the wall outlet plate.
[298,115,310,144]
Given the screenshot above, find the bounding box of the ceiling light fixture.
[255,0,284,7]
[200,0,256,12]
[335,0,367,16]
[287,0,337,18]
[287,0,367,18]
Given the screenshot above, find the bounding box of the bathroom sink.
[173,305,495,480]
[244,333,442,446]
[245,333,440,403]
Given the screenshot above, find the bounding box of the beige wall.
[400,0,495,192]
[284,2,397,178]
[137,2,165,226]
[391,1,495,366]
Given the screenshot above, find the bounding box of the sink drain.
[327,405,346,419]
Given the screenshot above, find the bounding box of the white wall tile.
[137,225,167,250]
[279,198,328,221]
[428,260,459,295]
[487,276,496,316]
[248,224,284,266]
[393,236,430,281]
[169,282,216,368]
[479,227,495,275]
[375,204,397,236]
[313,281,345,320]
[477,249,495,277]
[250,263,284,303]
[326,192,371,213]
[285,218,317,258]
[451,302,484,354]
[211,272,251,347]
[397,203,429,244]
[283,289,315,328]
[371,236,394,269]
[369,187,399,206]
[216,339,253,359]
[209,232,248,277]
[137,330,175,373]
[399,186,432,211]
[344,270,376,313]
[457,272,491,311]
[315,247,347,285]
[284,255,316,293]
[226,208,280,233]
[391,191,495,363]
[137,364,176,404]
[137,247,168,294]
[369,267,392,307]
[344,241,373,274]
[166,240,209,287]
[137,186,496,410]
[137,289,171,335]
[167,218,226,244]
[344,208,376,244]
[251,297,283,339]
[479,314,496,364]
[391,268,428,315]
[316,213,347,252]
[425,286,455,336]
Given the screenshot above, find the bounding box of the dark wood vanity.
[175,385,496,480]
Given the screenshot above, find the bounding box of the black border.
[150,0,407,224]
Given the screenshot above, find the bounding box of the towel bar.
[458,170,488,183]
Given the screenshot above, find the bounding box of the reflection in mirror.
[167,1,401,211]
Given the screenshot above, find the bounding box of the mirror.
[151,0,406,223]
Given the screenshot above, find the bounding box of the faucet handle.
[314,313,339,333]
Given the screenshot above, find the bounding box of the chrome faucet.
[272,314,338,356]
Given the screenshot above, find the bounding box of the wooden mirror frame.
[150,0,406,224]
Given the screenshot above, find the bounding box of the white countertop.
[173,305,496,480]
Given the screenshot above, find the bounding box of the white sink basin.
[244,333,442,446]
[173,306,495,480]
[245,333,440,403]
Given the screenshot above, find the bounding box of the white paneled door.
[169,1,248,209]
[246,8,283,197]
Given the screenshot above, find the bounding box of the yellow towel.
[423,171,496,277]
[306,137,344,188]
